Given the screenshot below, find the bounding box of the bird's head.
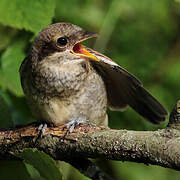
[31,22,102,63]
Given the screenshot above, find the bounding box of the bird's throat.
[73,43,83,54]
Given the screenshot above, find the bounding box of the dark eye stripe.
[38,41,66,61]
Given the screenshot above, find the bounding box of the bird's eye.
[56,37,68,46]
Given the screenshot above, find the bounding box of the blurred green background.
[0,0,180,179]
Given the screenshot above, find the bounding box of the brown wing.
[88,48,168,124]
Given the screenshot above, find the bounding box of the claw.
[37,123,48,138]
[63,117,86,137]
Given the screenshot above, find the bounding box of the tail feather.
[128,86,167,124]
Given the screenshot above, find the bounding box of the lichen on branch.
[0,101,180,172]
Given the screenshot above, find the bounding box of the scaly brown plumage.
[20,22,168,131]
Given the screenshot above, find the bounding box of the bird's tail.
[128,85,168,124]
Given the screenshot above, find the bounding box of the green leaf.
[0,38,26,96]
[25,163,46,180]
[0,0,55,33]
[0,25,17,51]
[18,149,63,180]
[0,160,32,180]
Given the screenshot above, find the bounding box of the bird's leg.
[37,123,48,138]
[33,123,48,145]
[36,122,54,138]
[63,117,87,137]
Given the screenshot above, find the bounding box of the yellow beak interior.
[71,43,99,61]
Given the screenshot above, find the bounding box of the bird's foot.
[37,123,48,138]
[36,122,54,138]
[63,117,86,137]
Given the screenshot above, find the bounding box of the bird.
[19,22,168,132]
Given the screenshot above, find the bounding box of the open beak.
[70,32,99,62]
[70,31,119,67]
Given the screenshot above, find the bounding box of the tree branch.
[0,101,180,173]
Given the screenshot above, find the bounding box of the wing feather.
[88,48,168,124]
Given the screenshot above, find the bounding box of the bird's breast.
[36,69,108,126]
[25,58,90,102]
[21,55,108,125]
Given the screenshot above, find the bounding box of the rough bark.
[0,101,180,173]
